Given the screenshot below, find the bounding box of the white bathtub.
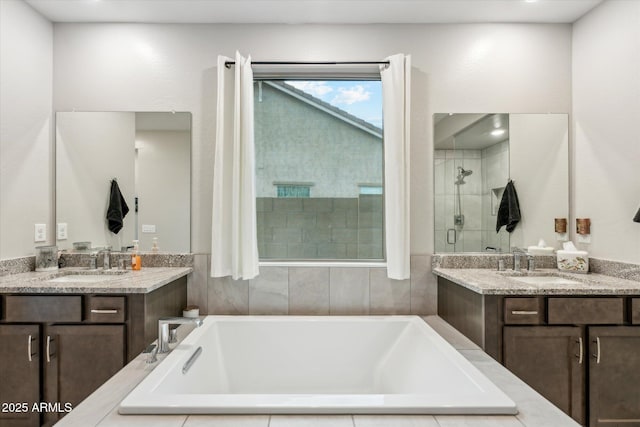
[119,316,517,415]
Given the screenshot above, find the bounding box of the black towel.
[634,206,640,223]
[496,180,521,233]
[106,180,129,234]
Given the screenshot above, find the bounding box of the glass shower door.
[434,113,510,253]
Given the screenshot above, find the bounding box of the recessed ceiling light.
[524,0,538,3]
[491,129,506,136]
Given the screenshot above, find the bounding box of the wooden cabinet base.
[504,326,585,424]
[0,276,187,427]
[0,325,40,427]
[437,276,640,427]
[588,327,640,427]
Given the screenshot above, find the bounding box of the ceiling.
[25,0,603,24]
[434,113,509,150]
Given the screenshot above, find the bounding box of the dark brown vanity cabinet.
[587,326,640,427]
[41,325,125,426]
[0,276,187,427]
[503,326,585,424]
[0,325,40,427]
[438,277,640,427]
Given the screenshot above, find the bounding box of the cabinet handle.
[46,335,53,363]
[511,310,538,315]
[576,337,583,364]
[91,309,119,314]
[593,336,601,364]
[27,335,34,362]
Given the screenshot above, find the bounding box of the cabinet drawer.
[548,298,624,325]
[4,295,82,322]
[86,296,126,323]
[504,298,545,324]
[632,299,640,324]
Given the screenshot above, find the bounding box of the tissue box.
[557,250,589,273]
[527,246,555,255]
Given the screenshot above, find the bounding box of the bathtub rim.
[118,315,518,415]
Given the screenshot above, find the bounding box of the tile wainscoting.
[188,255,437,316]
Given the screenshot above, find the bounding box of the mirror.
[55,112,191,252]
[434,113,568,253]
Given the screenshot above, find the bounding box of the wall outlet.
[577,234,591,244]
[141,224,156,233]
[34,224,47,242]
[57,223,68,240]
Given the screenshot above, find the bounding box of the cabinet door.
[43,325,125,425]
[589,326,640,427]
[503,326,585,424]
[0,325,40,427]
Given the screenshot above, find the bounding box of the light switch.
[34,224,46,242]
[141,224,156,233]
[57,223,68,240]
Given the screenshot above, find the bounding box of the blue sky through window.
[285,80,383,128]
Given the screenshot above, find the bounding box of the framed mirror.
[55,111,191,253]
[434,113,568,253]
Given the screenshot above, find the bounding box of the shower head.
[455,166,473,185]
[457,166,473,177]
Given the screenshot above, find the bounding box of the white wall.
[136,130,190,252]
[56,112,136,251]
[573,1,640,263]
[52,23,572,256]
[0,0,52,259]
[510,114,569,251]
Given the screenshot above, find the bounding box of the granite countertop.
[0,266,192,294]
[433,267,640,295]
[54,316,580,427]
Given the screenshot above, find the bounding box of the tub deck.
[119,315,516,415]
[55,316,580,427]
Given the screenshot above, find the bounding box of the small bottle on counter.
[131,240,141,270]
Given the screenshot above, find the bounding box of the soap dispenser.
[131,240,141,270]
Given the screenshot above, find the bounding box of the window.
[255,79,384,260]
[276,183,311,198]
[358,184,383,195]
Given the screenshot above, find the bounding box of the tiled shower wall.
[187,255,436,316]
[435,144,510,253]
[434,149,482,252]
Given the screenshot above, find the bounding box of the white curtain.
[211,51,259,280]
[380,54,411,280]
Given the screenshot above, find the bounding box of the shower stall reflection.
[434,114,510,253]
[454,166,473,227]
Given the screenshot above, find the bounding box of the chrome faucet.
[527,254,536,271]
[99,247,112,270]
[89,253,98,269]
[157,317,203,353]
[512,247,527,271]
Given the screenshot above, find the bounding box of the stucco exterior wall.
[254,82,382,198]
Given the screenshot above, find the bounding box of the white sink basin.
[511,276,583,286]
[48,274,124,283]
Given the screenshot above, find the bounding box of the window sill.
[259,261,387,268]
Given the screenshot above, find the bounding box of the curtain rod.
[224,60,390,68]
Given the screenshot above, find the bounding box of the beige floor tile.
[435,415,524,427]
[270,415,354,427]
[354,414,439,426]
[183,415,270,426]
